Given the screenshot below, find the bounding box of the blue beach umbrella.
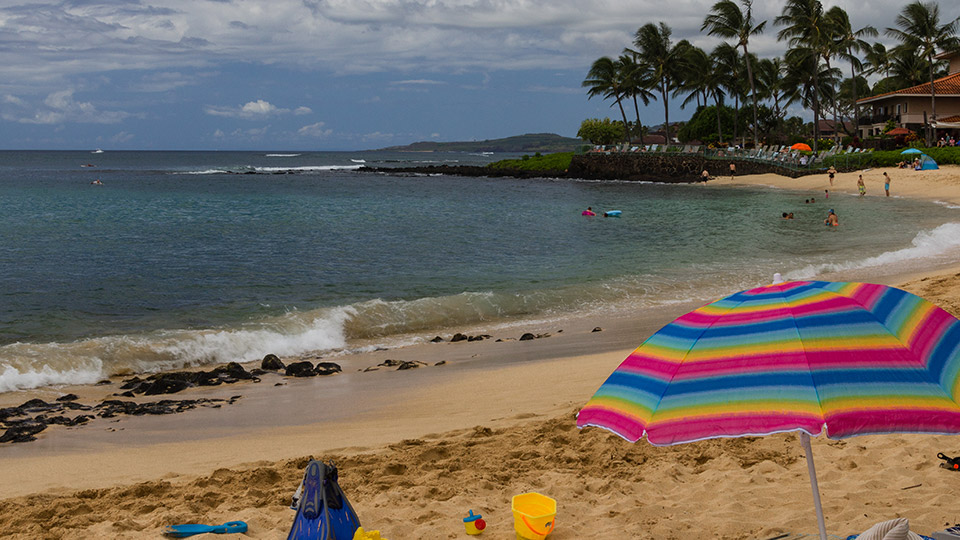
[901,148,923,154]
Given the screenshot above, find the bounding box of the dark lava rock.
[96,379,112,385]
[285,361,317,377]
[519,333,536,341]
[592,327,603,332]
[0,421,47,443]
[378,359,402,367]
[19,399,51,412]
[56,394,79,402]
[141,377,193,396]
[261,354,285,370]
[396,361,426,370]
[430,336,444,343]
[314,362,342,376]
[434,361,447,366]
[450,333,468,342]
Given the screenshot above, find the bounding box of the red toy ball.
[475,518,486,530]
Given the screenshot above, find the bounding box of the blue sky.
[0,0,955,151]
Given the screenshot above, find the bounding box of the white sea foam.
[0,310,352,392]
[350,159,366,163]
[179,169,230,175]
[265,154,301,157]
[254,165,362,172]
[785,222,960,280]
[0,359,105,393]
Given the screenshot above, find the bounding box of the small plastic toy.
[939,452,960,470]
[463,510,486,535]
[512,493,556,540]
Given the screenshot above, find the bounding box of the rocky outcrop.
[569,153,821,181]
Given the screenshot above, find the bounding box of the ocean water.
[1,150,959,393]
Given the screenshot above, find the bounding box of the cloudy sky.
[0,0,956,150]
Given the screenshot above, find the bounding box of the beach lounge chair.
[649,144,659,152]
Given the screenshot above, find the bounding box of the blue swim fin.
[163,521,247,537]
[287,461,360,540]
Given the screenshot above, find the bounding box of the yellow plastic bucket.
[511,492,556,540]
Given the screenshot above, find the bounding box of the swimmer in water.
[824,209,838,226]
[582,206,596,216]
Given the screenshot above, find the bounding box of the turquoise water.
[1,150,959,392]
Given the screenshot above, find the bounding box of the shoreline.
[3,165,960,538]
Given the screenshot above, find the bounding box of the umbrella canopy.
[791,143,812,151]
[577,280,960,539]
[887,127,913,136]
[578,280,960,445]
[901,148,923,154]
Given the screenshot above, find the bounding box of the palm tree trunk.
[617,99,631,145]
[632,95,645,145]
[812,66,820,154]
[733,94,739,145]
[714,96,723,144]
[929,53,936,146]
[851,63,859,140]
[743,44,759,147]
[661,80,670,146]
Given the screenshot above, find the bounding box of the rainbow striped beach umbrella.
[577,279,960,540]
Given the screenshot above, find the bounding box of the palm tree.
[782,46,841,141]
[825,7,877,140]
[702,0,766,146]
[755,57,789,139]
[582,56,633,144]
[676,46,712,110]
[619,53,656,145]
[863,42,892,87]
[712,43,746,145]
[775,0,827,152]
[629,22,692,145]
[887,1,960,144]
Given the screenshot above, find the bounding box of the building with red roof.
[857,51,960,139]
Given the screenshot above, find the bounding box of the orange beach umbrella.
[790,143,812,151]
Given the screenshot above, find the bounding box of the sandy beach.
[3,166,960,539]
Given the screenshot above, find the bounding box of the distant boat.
[92,149,104,154]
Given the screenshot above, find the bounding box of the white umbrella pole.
[800,432,828,540]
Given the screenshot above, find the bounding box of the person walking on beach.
[701,169,710,183]
[827,166,836,186]
[857,175,866,197]
[883,172,891,197]
[729,163,736,180]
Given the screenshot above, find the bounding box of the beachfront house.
[857,50,960,140]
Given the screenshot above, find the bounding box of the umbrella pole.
[800,432,828,540]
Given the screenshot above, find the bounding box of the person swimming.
[582,207,596,216]
[824,209,838,226]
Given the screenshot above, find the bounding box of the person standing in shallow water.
[883,172,891,197]
[858,175,866,197]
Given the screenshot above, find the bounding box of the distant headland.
[377,133,583,153]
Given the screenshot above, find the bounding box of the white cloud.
[390,79,446,86]
[10,89,131,124]
[298,122,332,137]
[204,99,310,119]
[110,131,135,143]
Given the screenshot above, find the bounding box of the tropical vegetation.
[582,0,960,149]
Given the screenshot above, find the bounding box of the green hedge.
[487,152,573,171]
[864,147,960,167]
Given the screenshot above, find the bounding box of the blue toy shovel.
[163,521,248,537]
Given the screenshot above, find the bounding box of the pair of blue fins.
[287,460,361,540]
[164,460,361,539]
